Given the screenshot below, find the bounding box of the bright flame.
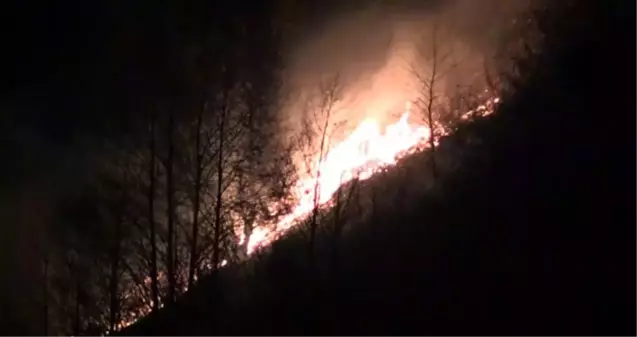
[244,96,500,254]
[113,95,500,333]
[244,101,431,254]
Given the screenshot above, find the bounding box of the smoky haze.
[280,0,531,142]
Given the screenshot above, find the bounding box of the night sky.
[5,1,127,186]
[1,0,358,304]
[3,0,333,183]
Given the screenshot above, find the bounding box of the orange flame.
[114,95,499,332]
[244,101,432,254]
[244,96,500,254]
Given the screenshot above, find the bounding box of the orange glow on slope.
[243,95,500,254]
[243,101,431,254]
[114,96,500,333]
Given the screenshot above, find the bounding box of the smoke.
[279,0,530,140]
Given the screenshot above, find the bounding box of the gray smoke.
[280,0,530,137]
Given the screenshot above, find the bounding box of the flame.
[244,96,500,254]
[244,101,432,254]
[113,94,499,333]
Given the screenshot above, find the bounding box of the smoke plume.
[280,0,531,140]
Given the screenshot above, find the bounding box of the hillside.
[1,0,634,335]
[120,2,635,334]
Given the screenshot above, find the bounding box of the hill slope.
[121,1,635,335]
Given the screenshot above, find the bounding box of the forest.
[1,0,634,335]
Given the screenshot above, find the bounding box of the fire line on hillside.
[242,95,500,255]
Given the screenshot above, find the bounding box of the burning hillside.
[38,0,521,333]
[242,94,500,255]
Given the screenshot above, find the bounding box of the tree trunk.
[240,100,257,258]
[371,184,379,231]
[74,282,81,336]
[308,179,319,270]
[308,98,332,269]
[241,217,253,258]
[43,257,48,336]
[189,104,204,288]
[237,171,253,258]
[148,109,159,311]
[330,180,343,274]
[167,110,176,303]
[427,54,438,180]
[109,219,121,333]
[212,96,226,272]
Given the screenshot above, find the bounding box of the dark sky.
[1,0,422,153]
[3,0,222,191]
[8,1,118,133]
[2,0,327,168]
[4,1,131,189]
[0,0,377,225]
[2,2,131,312]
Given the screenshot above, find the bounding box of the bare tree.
[330,174,361,275]
[147,109,159,312]
[413,23,444,180]
[412,21,462,181]
[108,252,119,333]
[298,73,345,269]
[187,101,205,288]
[186,64,244,275]
[97,143,164,326]
[42,254,49,336]
[107,193,124,334]
[64,253,82,336]
[178,66,252,278]
[212,78,230,274]
[232,85,297,259]
[165,109,177,304]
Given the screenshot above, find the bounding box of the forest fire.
[113,94,500,331]
[243,95,500,254]
[242,102,428,253]
[16,0,611,334]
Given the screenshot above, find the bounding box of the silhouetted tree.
[187,101,205,288]
[165,109,177,304]
[329,175,361,276]
[412,21,454,180]
[42,255,49,336]
[299,73,345,270]
[147,109,160,312]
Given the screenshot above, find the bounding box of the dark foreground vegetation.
[122,1,635,335]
